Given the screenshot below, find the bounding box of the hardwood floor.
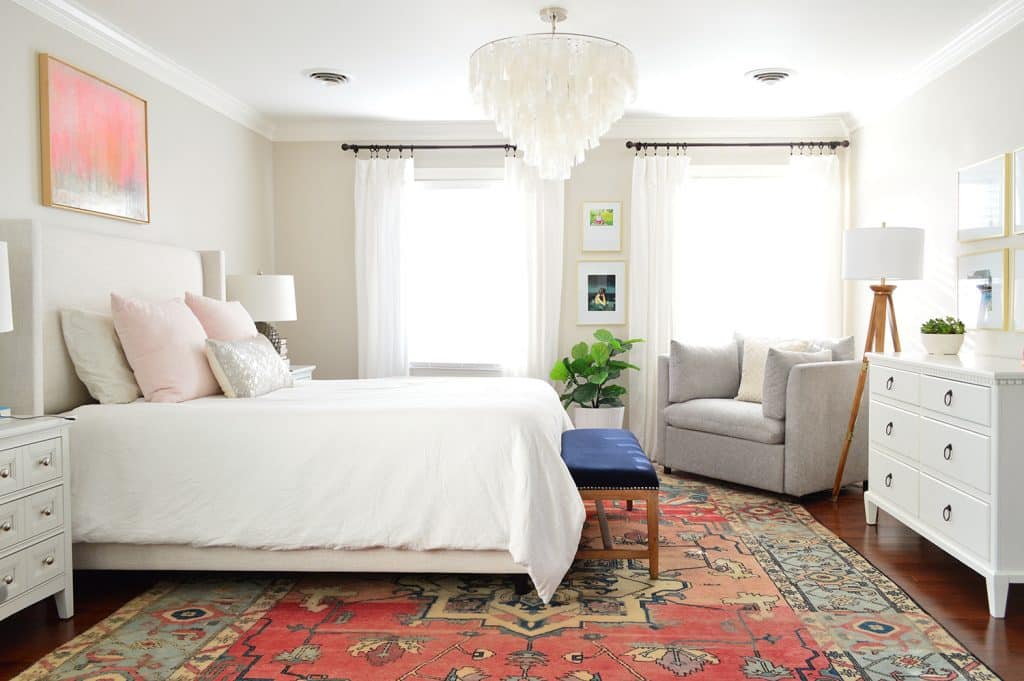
[1,485,1020,679]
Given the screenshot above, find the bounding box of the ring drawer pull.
[943,389,953,407]
[1,521,10,532]
[884,473,893,488]
[886,376,894,390]
[943,444,953,460]
[43,555,54,566]
[885,422,893,436]
[942,504,952,522]
[2,575,11,585]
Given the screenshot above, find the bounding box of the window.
[401,168,525,369]
[672,163,841,344]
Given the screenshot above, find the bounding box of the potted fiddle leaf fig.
[920,316,966,355]
[550,329,644,429]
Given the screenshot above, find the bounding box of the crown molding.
[848,0,1024,131]
[13,0,276,139]
[272,115,849,144]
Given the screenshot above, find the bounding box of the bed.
[0,219,584,602]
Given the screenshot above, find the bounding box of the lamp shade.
[842,227,925,281]
[226,274,297,322]
[0,242,12,333]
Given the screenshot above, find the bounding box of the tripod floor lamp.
[832,225,925,500]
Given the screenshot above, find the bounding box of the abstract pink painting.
[39,54,149,222]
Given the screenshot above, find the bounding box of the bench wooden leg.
[577,489,660,580]
[626,500,633,511]
[646,490,659,579]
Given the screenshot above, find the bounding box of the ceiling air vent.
[746,68,792,85]
[307,71,350,86]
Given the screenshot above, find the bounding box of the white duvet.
[70,377,585,602]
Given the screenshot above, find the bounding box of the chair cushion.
[663,398,785,444]
[668,340,739,403]
[561,429,659,490]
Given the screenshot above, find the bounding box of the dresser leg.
[986,575,1009,618]
[54,585,74,619]
[864,495,878,525]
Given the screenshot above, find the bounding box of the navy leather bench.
[561,428,660,578]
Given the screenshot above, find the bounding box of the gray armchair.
[656,351,867,497]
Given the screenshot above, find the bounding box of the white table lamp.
[226,273,297,357]
[0,242,12,334]
[833,224,925,499]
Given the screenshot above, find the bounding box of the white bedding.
[70,377,585,602]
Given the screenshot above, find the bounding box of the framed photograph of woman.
[956,154,1009,242]
[582,201,622,251]
[578,261,626,325]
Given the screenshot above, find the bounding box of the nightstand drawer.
[0,551,26,604]
[23,438,61,487]
[0,446,20,496]
[870,449,919,517]
[869,400,919,460]
[920,473,990,560]
[920,376,990,427]
[0,498,26,552]
[23,487,63,540]
[920,417,990,493]
[870,366,919,405]
[23,535,64,589]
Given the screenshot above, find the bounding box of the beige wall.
[0,2,275,276]
[848,22,1024,358]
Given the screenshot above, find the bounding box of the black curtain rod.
[341,143,516,153]
[626,139,850,150]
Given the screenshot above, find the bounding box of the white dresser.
[0,418,73,621]
[865,352,1024,618]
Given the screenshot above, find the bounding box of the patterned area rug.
[17,475,999,680]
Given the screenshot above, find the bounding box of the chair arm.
[783,359,869,496]
[656,354,670,463]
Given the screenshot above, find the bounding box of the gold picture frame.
[1013,147,1023,235]
[582,201,623,252]
[956,154,1009,242]
[39,53,151,223]
[957,248,1009,330]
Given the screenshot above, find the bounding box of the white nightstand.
[0,417,73,621]
[290,364,316,382]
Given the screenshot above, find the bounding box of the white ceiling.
[39,0,1022,131]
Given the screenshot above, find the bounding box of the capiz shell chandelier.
[469,7,637,180]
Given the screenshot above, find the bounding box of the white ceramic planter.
[921,333,964,355]
[571,405,625,429]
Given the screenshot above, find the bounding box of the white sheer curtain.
[629,154,689,453]
[354,157,413,378]
[504,156,566,379]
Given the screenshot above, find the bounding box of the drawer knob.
[942,504,952,522]
[943,444,953,460]
[884,473,893,488]
[0,467,9,479]
[2,575,11,585]
[43,555,54,566]
[39,456,52,468]
[885,422,894,436]
[41,507,52,517]
[886,376,894,390]
[0,521,10,532]
[944,389,953,407]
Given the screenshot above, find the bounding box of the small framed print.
[956,154,1009,242]
[578,261,626,325]
[1014,148,1023,235]
[957,249,1008,330]
[582,201,622,251]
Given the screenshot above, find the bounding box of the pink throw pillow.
[185,291,258,341]
[111,293,221,402]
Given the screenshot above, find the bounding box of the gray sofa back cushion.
[762,347,832,419]
[668,340,740,403]
[734,332,856,369]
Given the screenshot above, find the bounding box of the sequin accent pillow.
[205,335,294,398]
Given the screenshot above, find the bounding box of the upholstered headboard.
[0,220,225,415]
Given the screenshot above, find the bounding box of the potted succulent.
[550,329,644,429]
[920,316,966,355]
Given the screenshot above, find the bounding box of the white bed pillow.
[60,308,142,404]
[205,335,293,398]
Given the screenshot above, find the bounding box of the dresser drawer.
[920,376,990,427]
[22,487,63,540]
[870,366,919,405]
[0,498,26,552]
[920,417,990,493]
[0,446,20,497]
[919,473,990,560]
[23,438,62,488]
[870,449,919,516]
[869,400,919,460]
[0,551,26,605]
[23,534,64,589]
